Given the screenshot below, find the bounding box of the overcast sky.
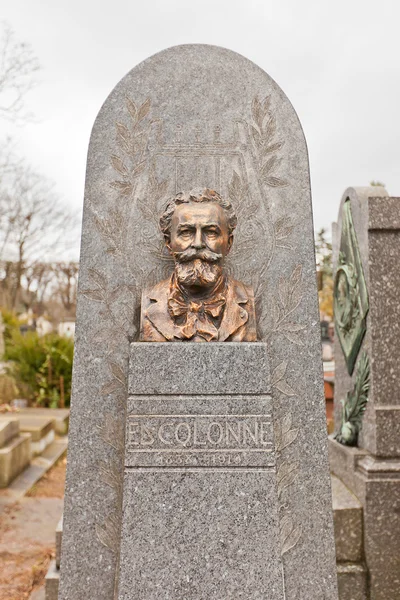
[2,0,399,259]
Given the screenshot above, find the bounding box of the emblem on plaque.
[334,198,369,375]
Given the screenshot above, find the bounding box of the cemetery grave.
[59,44,338,600]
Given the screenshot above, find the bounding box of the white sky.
[2,0,399,259]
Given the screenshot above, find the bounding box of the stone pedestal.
[119,342,284,599]
[115,343,338,599]
[331,188,400,600]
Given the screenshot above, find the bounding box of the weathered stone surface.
[0,432,31,488]
[60,45,337,600]
[0,417,19,448]
[129,342,270,396]
[331,475,363,563]
[336,563,368,600]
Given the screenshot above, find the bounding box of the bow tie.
[168,293,226,341]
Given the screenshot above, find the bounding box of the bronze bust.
[140,188,257,342]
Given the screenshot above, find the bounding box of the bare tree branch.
[0,22,40,123]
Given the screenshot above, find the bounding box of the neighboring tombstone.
[330,186,400,599]
[59,45,338,599]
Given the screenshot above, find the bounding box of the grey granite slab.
[129,342,270,395]
[117,343,337,599]
[60,45,337,600]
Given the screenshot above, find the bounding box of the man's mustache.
[173,248,223,263]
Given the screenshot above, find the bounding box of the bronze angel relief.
[140,188,257,342]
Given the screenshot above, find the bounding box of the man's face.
[167,201,233,289]
[167,201,233,257]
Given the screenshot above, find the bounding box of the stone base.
[18,408,69,436]
[52,478,365,600]
[329,437,400,600]
[45,559,59,600]
[0,433,31,488]
[114,343,338,600]
[337,563,368,600]
[55,517,63,568]
[31,429,55,456]
[331,475,363,563]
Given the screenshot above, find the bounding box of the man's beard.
[173,248,223,288]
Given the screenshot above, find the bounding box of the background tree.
[315,228,333,319]
[51,261,78,313]
[0,162,77,310]
[0,22,40,124]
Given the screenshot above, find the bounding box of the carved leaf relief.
[95,513,120,553]
[275,412,299,452]
[265,264,305,346]
[277,460,300,497]
[110,97,152,198]
[271,361,295,397]
[98,413,124,454]
[280,514,302,556]
[251,94,287,188]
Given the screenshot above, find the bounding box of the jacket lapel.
[145,279,183,341]
[217,279,249,341]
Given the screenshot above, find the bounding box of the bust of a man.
[140,188,257,342]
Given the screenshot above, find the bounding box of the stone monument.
[330,187,400,599]
[59,45,338,599]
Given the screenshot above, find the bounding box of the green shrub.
[5,331,74,407]
[1,308,20,348]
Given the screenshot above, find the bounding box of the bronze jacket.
[140,275,257,342]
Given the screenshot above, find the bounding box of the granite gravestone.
[330,187,400,600]
[59,45,338,599]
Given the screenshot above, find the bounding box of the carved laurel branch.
[81,268,137,346]
[81,267,131,560]
[265,264,305,346]
[271,360,295,397]
[274,215,295,251]
[93,208,126,257]
[95,512,120,554]
[280,513,302,556]
[110,97,151,197]
[94,97,155,261]
[251,95,288,189]
[85,96,158,570]
[275,412,299,452]
[274,395,302,556]
[276,413,302,556]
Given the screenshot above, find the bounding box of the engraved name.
[127,415,273,452]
